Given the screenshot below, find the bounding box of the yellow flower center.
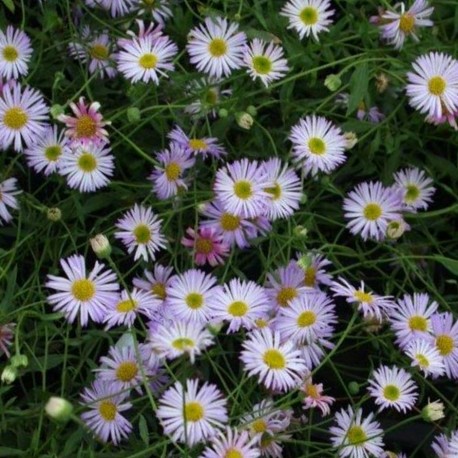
[165,162,181,181]
[220,213,240,231]
[353,290,373,303]
[44,145,62,162]
[195,237,214,254]
[133,224,151,244]
[225,449,243,458]
[428,76,447,96]
[227,301,248,317]
[363,203,382,221]
[276,286,297,307]
[263,349,286,369]
[185,292,204,309]
[405,185,420,203]
[151,282,166,300]
[416,354,430,368]
[77,152,97,172]
[99,400,117,421]
[90,44,109,60]
[399,13,415,34]
[142,0,155,5]
[265,183,282,200]
[139,53,158,69]
[297,310,317,327]
[299,6,319,25]
[408,315,427,332]
[172,337,195,350]
[116,361,138,382]
[208,38,227,57]
[71,279,95,302]
[347,425,367,444]
[255,318,268,328]
[116,299,137,313]
[233,180,253,199]
[436,334,454,356]
[252,419,268,433]
[304,267,316,287]
[3,107,28,130]
[2,45,18,62]
[75,114,97,139]
[306,383,320,399]
[383,384,400,401]
[184,401,204,422]
[252,55,272,75]
[308,137,326,155]
[188,138,208,150]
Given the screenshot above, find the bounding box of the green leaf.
[0,448,23,457]
[2,0,15,13]
[139,415,149,445]
[435,256,458,276]
[347,62,369,114]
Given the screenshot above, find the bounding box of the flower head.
[201,427,261,458]
[393,167,435,211]
[0,177,21,225]
[0,26,32,79]
[300,375,335,416]
[404,338,445,378]
[133,264,174,303]
[431,312,458,379]
[0,323,15,358]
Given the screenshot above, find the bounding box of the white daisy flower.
[114,204,167,262]
[201,427,261,458]
[187,16,247,78]
[404,339,445,378]
[0,26,32,79]
[0,177,21,225]
[289,115,347,177]
[243,39,289,87]
[281,0,335,41]
[393,167,435,211]
[58,140,114,193]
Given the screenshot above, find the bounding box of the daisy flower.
[393,167,435,211]
[131,0,172,24]
[168,125,227,159]
[212,279,270,333]
[148,320,214,364]
[58,97,110,145]
[240,328,308,392]
[431,312,458,379]
[280,0,335,41]
[0,323,15,358]
[331,277,395,322]
[406,52,458,123]
[156,378,228,446]
[0,82,49,152]
[24,125,67,175]
[58,140,114,192]
[356,103,385,123]
[104,287,161,329]
[187,16,247,78]
[298,338,333,369]
[404,339,445,378]
[367,365,418,413]
[378,0,434,50]
[114,204,166,262]
[117,33,177,84]
[0,26,32,79]
[102,0,135,17]
[262,158,302,220]
[296,252,333,288]
[243,39,289,87]
[289,115,347,177]
[214,159,272,218]
[80,379,132,445]
[133,264,174,303]
[431,432,456,457]
[389,293,438,349]
[0,177,21,225]
[300,374,335,416]
[330,406,384,458]
[46,254,119,327]
[181,226,230,267]
[149,143,195,200]
[201,427,261,458]
[274,291,337,344]
[166,269,221,324]
[343,181,404,241]
[265,261,310,309]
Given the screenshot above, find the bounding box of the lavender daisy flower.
[431,432,456,457]
[243,39,289,87]
[101,0,135,17]
[187,17,247,78]
[343,181,404,241]
[0,177,21,225]
[46,254,119,326]
[297,338,333,369]
[0,323,15,358]
[214,159,272,219]
[289,115,347,176]
[431,312,458,379]
[0,82,49,152]
[201,427,261,458]
[0,26,32,79]
[296,252,333,288]
[133,264,174,302]
[404,339,445,378]
[212,279,270,333]
[131,0,172,24]
[393,167,435,211]
[330,406,384,458]
[24,125,68,175]
[356,103,385,123]
[149,143,195,200]
[281,0,335,41]
[58,140,114,192]
[156,378,228,446]
[367,365,418,413]
[240,328,308,392]
[114,204,167,262]
[80,379,132,445]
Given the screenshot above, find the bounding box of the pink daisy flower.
[300,374,335,416]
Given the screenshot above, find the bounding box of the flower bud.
[421,400,445,422]
[207,321,224,336]
[236,112,254,130]
[246,105,257,117]
[386,219,408,240]
[297,254,312,271]
[1,365,17,384]
[218,108,229,118]
[348,381,360,395]
[47,207,62,222]
[90,234,111,259]
[45,396,73,423]
[127,107,141,123]
[50,104,65,119]
[344,132,358,150]
[293,225,308,238]
[10,354,28,369]
[324,74,342,92]
[375,73,389,93]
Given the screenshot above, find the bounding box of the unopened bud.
[297,254,312,271]
[90,234,111,259]
[348,381,359,395]
[386,219,408,240]
[294,226,308,238]
[246,105,257,117]
[10,354,28,369]
[324,74,342,92]
[47,207,62,222]
[1,366,17,384]
[50,104,65,119]
[421,400,445,422]
[207,321,224,336]
[45,396,73,422]
[236,112,254,130]
[127,107,141,123]
[344,132,358,150]
[375,73,389,93]
[197,202,208,213]
[218,108,229,118]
